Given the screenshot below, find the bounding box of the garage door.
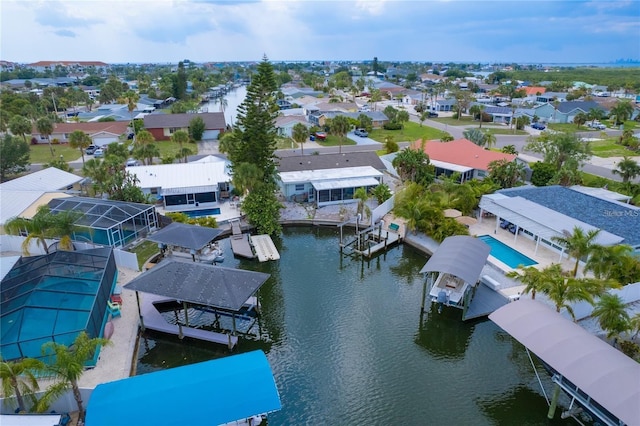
[202,130,220,140]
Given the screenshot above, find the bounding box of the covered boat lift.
[147,222,225,264]
[419,235,507,320]
[490,300,640,425]
[86,350,281,426]
[124,259,270,349]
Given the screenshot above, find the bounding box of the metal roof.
[430,159,473,173]
[0,168,82,191]
[489,300,640,425]
[147,222,224,251]
[123,259,270,311]
[143,112,226,129]
[0,190,45,225]
[279,166,382,184]
[86,351,281,426]
[128,161,230,193]
[419,236,491,285]
[311,176,380,191]
[277,152,386,173]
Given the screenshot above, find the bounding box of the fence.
[371,195,395,224]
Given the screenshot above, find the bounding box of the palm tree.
[0,357,45,413]
[585,244,633,280]
[134,129,155,147]
[134,143,160,166]
[68,130,92,165]
[609,100,634,125]
[545,274,599,319]
[586,108,605,127]
[469,104,486,128]
[573,111,588,128]
[82,158,109,197]
[330,115,350,154]
[506,265,550,300]
[291,123,308,155]
[117,90,139,137]
[591,294,630,341]
[178,146,193,163]
[354,187,371,221]
[8,115,32,144]
[419,111,428,127]
[5,208,54,255]
[232,162,263,196]
[42,332,110,424]
[551,226,601,277]
[484,131,497,149]
[171,130,190,162]
[36,117,55,157]
[612,156,640,183]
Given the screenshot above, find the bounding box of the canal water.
[201,85,247,127]
[136,227,579,425]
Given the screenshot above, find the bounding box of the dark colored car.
[354,128,368,137]
[428,112,439,118]
[315,132,327,140]
[85,145,97,155]
[531,122,546,130]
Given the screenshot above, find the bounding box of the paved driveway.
[346,132,381,146]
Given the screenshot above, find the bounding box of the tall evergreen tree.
[174,61,188,100]
[227,55,282,235]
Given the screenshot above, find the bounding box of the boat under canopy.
[490,299,640,426]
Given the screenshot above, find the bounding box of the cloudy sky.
[2,0,639,64]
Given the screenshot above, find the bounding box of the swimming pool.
[477,235,538,268]
[182,208,221,218]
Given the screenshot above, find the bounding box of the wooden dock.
[353,229,400,258]
[250,235,280,262]
[229,219,255,259]
[141,294,238,349]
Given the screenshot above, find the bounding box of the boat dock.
[230,219,255,259]
[250,235,280,262]
[340,221,401,258]
[140,294,238,349]
[462,282,509,321]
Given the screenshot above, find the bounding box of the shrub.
[383,122,402,130]
[619,340,639,359]
[52,138,60,145]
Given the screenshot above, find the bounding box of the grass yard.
[316,135,357,147]
[589,139,638,158]
[431,116,475,126]
[128,240,160,270]
[369,121,448,143]
[30,144,82,163]
[483,127,528,136]
[154,140,198,159]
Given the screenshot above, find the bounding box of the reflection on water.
[136,227,580,425]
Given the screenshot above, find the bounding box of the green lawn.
[483,127,528,136]
[431,116,475,126]
[30,144,82,163]
[128,240,160,270]
[316,135,357,147]
[589,139,638,158]
[369,122,448,143]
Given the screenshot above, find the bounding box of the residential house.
[276,115,309,138]
[26,61,109,73]
[129,157,232,212]
[433,98,457,112]
[480,105,515,124]
[410,138,517,182]
[309,111,388,128]
[31,121,130,146]
[536,92,568,104]
[277,152,385,206]
[143,112,226,141]
[0,168,84,228]
[419,73,445,85]
[533,100,608,124]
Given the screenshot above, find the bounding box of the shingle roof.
[557,101,607,114]
[32,121,129,135]
[499,186,640,248]
[277,152,386,173]
[143,112,226,130]
[411,138,516,171]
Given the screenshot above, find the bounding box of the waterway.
[136,227,580,425]
[200,85,247,126]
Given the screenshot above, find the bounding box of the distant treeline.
[505,68,640,91]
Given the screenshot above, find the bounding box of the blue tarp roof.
[85,350,281,426]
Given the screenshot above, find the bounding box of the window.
[318,190,330,203]
[195,192,216,203]
[169,127,180,134]
[150,187,159,195]
[164,194,187,206]
[295,184,305,191]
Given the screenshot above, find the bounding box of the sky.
[1,0,639,64]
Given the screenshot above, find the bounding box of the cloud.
[34,2,102,28]
[53,29,76,38]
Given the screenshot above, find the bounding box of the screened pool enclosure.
[48,197,158,247]
[0,247,117,363]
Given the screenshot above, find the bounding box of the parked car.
[94,148,105,158]
[126,158,140,167]
[531,122,546,130]
[588,122,606,130]
[428,112,439,118]
[354,128,368,137]
[315,132,327,140]
[85,145,97,155]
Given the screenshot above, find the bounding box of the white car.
[126,158,140,167]
[94,148,105,158]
